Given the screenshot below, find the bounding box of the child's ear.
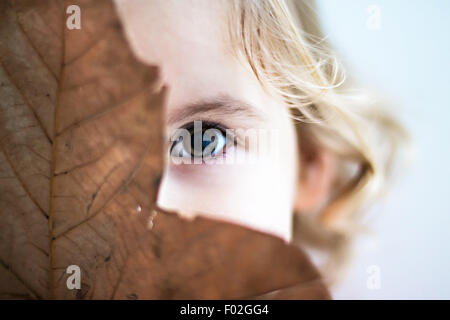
[294,149,336,213]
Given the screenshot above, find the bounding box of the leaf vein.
[0,62,53,144]
[54,140,154,239]
[0,144,48,218]
[16,19,58,81]
[0,258,42,299]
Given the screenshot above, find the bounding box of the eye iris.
[183,127,225,158]
[204,129,225,156]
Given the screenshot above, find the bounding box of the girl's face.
[115,0,299,241]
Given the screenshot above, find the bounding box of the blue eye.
[170,122,228,160]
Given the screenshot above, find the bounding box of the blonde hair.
[226,0,409,283]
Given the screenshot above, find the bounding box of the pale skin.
[114,0,334,242]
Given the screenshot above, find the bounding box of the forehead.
[115,0,280,119]
[117,0,228,67]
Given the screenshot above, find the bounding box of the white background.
[316,0,450,299]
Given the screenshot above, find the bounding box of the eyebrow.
[167,95,266,126]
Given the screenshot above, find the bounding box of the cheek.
[157,119,298,242]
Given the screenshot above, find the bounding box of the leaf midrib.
[48,1,67,300]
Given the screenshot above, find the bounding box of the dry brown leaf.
[0,0,330,300]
